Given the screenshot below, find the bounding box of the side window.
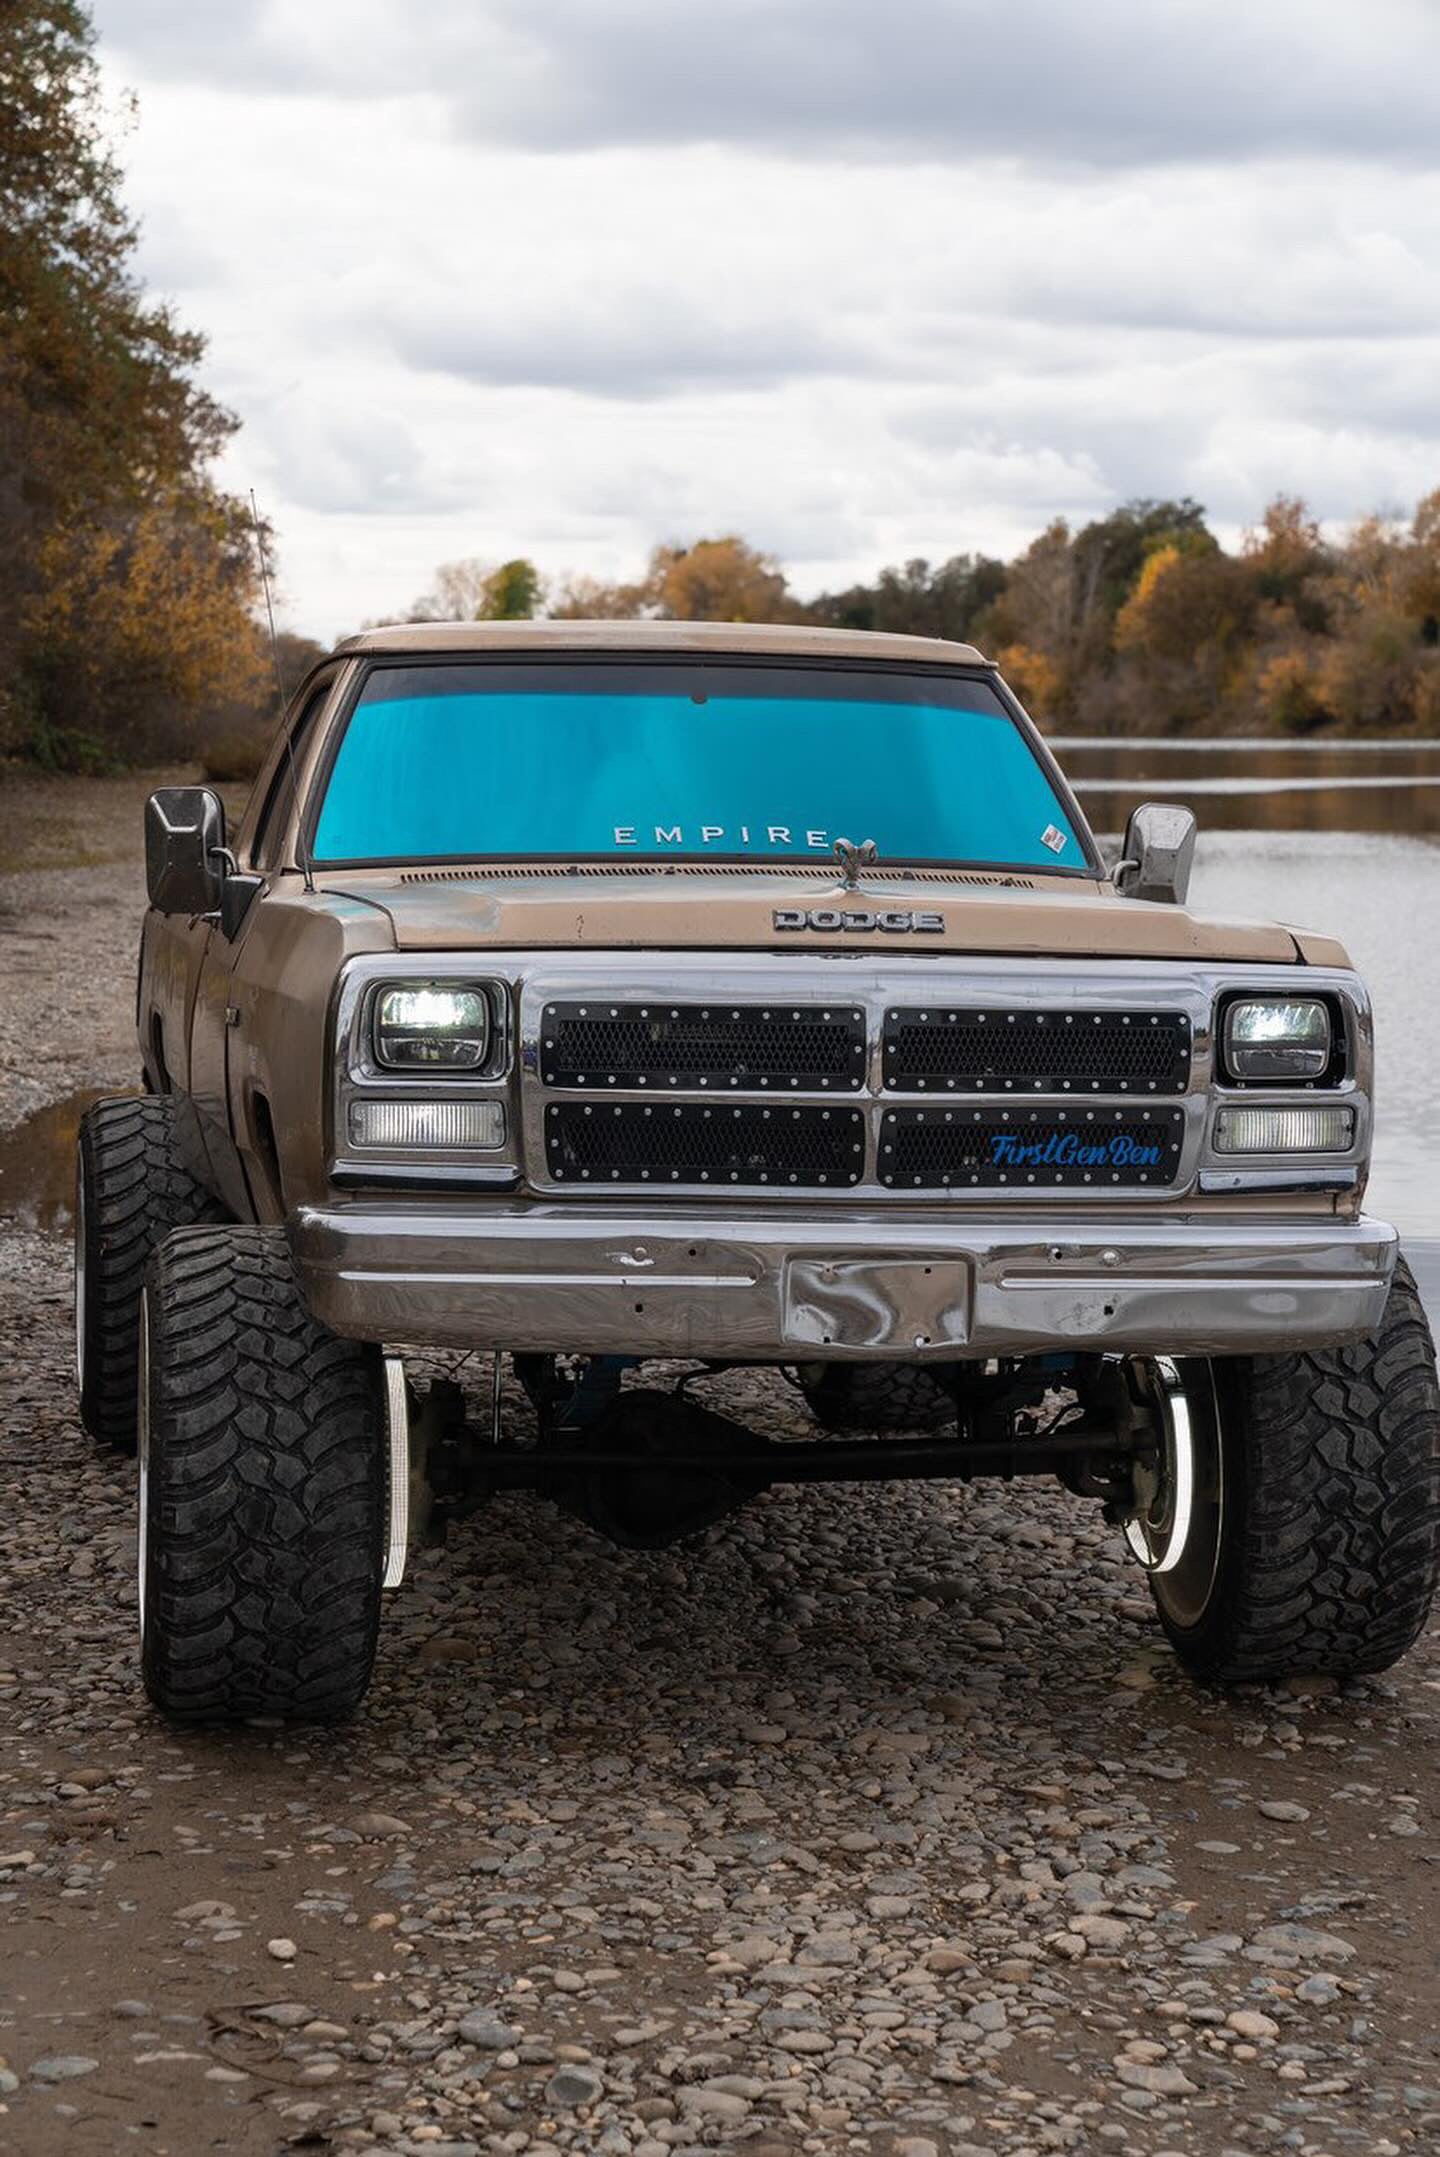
[252,680,332,870]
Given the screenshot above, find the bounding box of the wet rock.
[456,2010,519,2049]
[1227,2009,1280,2039]
[354,1811,412,1838]
[545,2064,603,2108]
[1249,1923,1356,1963]
[1115,2060,1198,2097]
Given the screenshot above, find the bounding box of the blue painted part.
[551,1354,637,1429]
[313,683,1080,869]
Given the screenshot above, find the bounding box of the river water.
[1062,735,1440,1310]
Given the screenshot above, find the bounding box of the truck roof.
[334,619,990,666]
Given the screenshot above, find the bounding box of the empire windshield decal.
[614,824,834,849]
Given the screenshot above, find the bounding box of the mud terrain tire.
[1152,1258,1440,1682]
[796,1362,956,1433]
[77,1094,226,1451]
[140,1225,386,1724]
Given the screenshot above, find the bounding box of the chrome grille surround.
[330,950,1373,1203]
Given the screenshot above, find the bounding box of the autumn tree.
[1410,490,1440,638]
[985,520,1077,672]
[547,572,646,620]
[1114,546,1256,667]
[1,0,264,764]
[1071,500,1214,630]
[550,536,794,623]
[644,536,793,621]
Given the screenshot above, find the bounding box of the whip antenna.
[249,489,315,893]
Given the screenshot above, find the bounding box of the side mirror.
[145,786,227,917]
[1115,802,1196,906]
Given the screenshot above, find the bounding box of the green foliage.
[482,558,541,619]
[806,554,1007,642]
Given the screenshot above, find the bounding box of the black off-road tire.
[76,1095,226,1451]
[140,1225,387,1725]
[1153,1258,1440,1683]
[795,1362,957,1433]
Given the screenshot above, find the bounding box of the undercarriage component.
[411,1357,1156,1552]
[534,1388,772,1548]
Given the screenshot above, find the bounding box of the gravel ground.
[1,780,1439,2157]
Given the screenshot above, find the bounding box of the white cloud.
[95,0,1440,166]
[89,1,1440,639]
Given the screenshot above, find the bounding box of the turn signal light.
[1213,1104,1354,1154]
[349,1099,506,1149]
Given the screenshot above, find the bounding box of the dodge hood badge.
[774,907,945,934]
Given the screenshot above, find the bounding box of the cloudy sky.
[91,0,1440,642]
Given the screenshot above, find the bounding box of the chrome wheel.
[1123,1356,1225,1631]
[137,1287,151,1646]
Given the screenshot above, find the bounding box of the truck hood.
[320,866,1310,964]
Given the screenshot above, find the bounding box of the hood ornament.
[833,836,878,890]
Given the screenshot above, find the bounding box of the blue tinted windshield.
[311,661,1086,870]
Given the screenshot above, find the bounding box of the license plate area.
[782,1256,972,1352]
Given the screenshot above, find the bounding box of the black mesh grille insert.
[545,1102,865,1186]
[883,1008,1190,1094]
[880,1106,1187,1188]
[541,1001,867,1090]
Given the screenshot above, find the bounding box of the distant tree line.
[383,498,1440,741]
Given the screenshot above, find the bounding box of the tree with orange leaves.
[1,1,265,765]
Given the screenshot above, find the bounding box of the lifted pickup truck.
[77,621,1440,1723]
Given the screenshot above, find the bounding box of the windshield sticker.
[1041,824,1067,854]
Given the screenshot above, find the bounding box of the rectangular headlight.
[1223,997,1331,1082]
[349,1099,506,1150]
[374,984,491,1070]
[1214,1104,1354,1154]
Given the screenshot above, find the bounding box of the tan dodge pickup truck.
[76,621,1440,1723]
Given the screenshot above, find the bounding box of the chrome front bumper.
[290,1202,1398,1360]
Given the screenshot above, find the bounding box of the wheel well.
[250,1092,285,1218]
[150,1015,171,1093]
